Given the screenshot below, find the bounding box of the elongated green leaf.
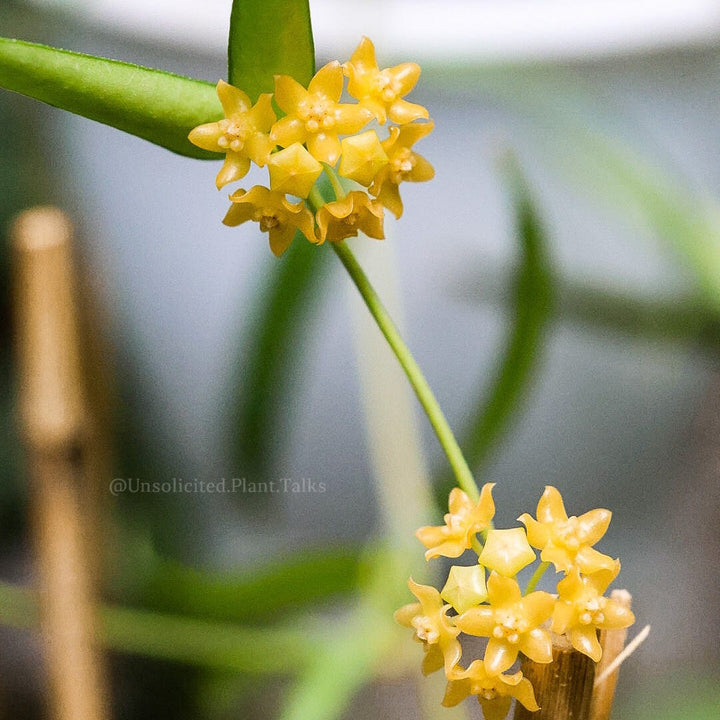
[228,0,314,99]
[138,546,360,624]
[0,581,314,674]
[439,157,553,497]
[0,38,222,158]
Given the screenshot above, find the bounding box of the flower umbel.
[416,483,495,560]
[188,81,275,189]
[518,485,617,574]
[223,186,316,257]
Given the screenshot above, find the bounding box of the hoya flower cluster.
[189,37,434,257]
[395,485,635,719]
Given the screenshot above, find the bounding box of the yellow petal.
[333,104,373,134]
[273,73,307,114]
[245,132,275,167]
[537,486,568,524]
[222,197,253,227]
[422,644,445,675]
[393,602,422,628]
[247,92,276,132]
[442,678,471,707]
[518,513,550,549]
[519,590,556,628]
[480,695,513,720]
[486,572,522,607]
[387,62,422,95]
[455,605,495,637]
[270,115,307,148]
[216,79,251,116]
[408,153,435,182]
[188,122,224,152]
[307,132,342,165]
[268,225,296,257]
[570,626,602,661]
[216,153,251,189]
[519,627,553,664]
[484,638,517,675]
[388,98,429,124]
[375,179,403,219]
[511,677,540,712]
[347,36,377,74]
[308,61,344,101]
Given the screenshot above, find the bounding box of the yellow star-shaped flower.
[267,143,323,198]
[455,572,554,676]
[344,36,429,125]
[478,528,536,577]
[394,578,462,675]
[188,80,275,189]
[315,191,384,243]
[338,130,389,187]
[443,660,539,720]
[223,186,317,257]
[441,563,488,613]
[271,61,372,165]
[415,483,495,560]
[552,565,635,662]
[518,486,617,575]
[369,121,434,218]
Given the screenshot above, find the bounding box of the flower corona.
[189,37,434,255]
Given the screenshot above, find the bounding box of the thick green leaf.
[228,0,315,100]
[0,38,222,158]
[439,158,553,496]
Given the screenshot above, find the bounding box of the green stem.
[330,239,478,501]
[524,561,550,594]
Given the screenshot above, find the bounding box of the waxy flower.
[479,528,536,577]
[518,486,617,575]
[455,572,554,675]
[344,36,429,125]
[394,578,462,675]
[223,186,316,257]
[552,566,635,662]
[267,143,323,198]
[271,61,372,165]
[416,483,495,560]
[315,191,384,243]
[443,661,539,720]
[441,563,488,613]
[369,122,435,218]
[338,130,389,187]
[188,81,275,189]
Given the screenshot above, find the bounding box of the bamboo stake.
[514,635,595,720]
[11,207,108,720]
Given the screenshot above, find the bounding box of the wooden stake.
[12,207,108,720]
[514,635,595,720]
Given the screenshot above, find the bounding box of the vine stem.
[330,239,479,501]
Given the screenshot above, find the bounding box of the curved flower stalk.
[396,485,636,716]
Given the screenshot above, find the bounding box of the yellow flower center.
[390,148,416,183]
[412,615,439,644]
[254,208,282,232]
[343,212,360,227]
[579,596,607,625]
[556,516,584,550]
[297,97,336,133]
[491,611,529,644]
[217,118,251,152]
[480,689,498,701]
[375,70,402,102]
